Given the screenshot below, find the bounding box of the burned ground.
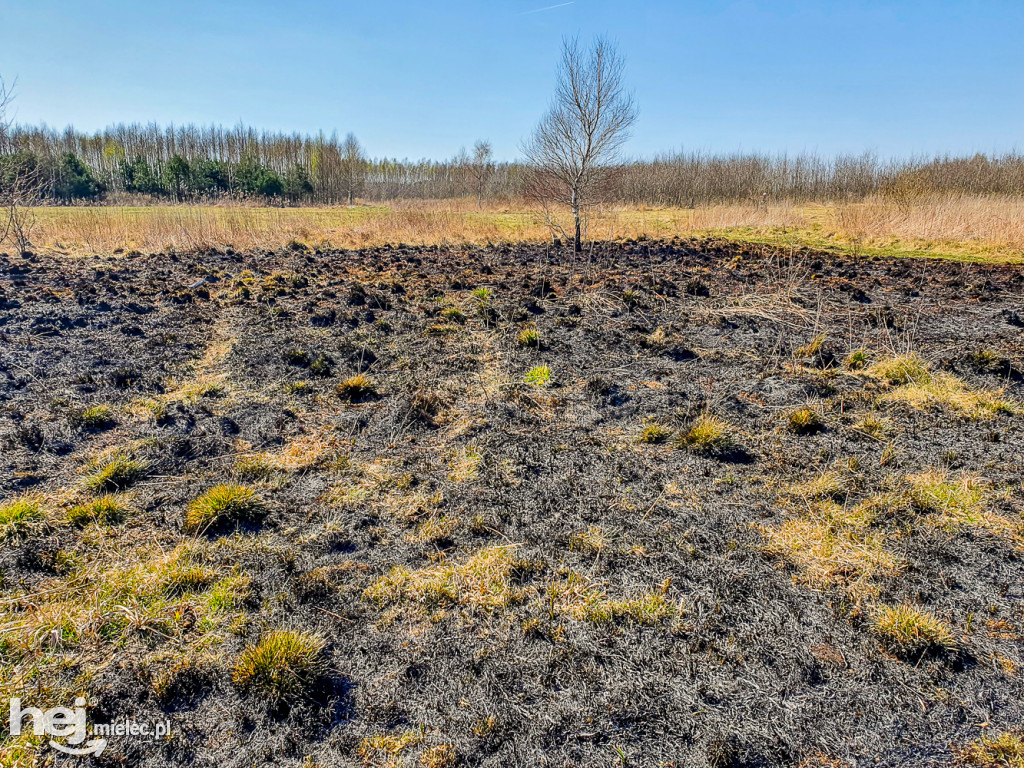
[1,239,1023,768]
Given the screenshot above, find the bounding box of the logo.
[8,698,171,757]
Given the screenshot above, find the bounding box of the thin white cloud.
[520,1,575,15]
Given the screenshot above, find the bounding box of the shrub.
[0,498,43,540]
[232,630,326,702]
[336,374,376,402]
[871,603,955,656]
[676,414,734,453]
[525,365,551,388]
[787,407,825,435]
[184,484,266,533]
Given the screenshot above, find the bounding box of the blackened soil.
[1,239,1023,768]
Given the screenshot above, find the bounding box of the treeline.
[2,123,1023,205]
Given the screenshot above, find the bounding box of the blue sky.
[1,0,1021,161]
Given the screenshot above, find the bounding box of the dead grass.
[867,354,1015,419]
[18,195,1024,262]
[956,730,1024,768]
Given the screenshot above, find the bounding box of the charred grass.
[1,239,1023,766]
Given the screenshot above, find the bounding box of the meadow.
[14,193,1024,264]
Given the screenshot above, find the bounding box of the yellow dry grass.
[15,194,1024,262]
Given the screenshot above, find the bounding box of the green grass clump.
[441,307,466,323]
[867,354,930,385]
[787,406,825,435]
[844,348,868,370]
[184,484,266,533]
[580,592,676,626]
[232,629,326,702]
[336,373,376,402]
[472,287,492,301]
[517,327,540,348]
[1,498,43,540]
[524,365,551,388]
[795,333,826,359]
[68,494,126,526]
[676,414,735,453]
[638,424,672,444]
[72,404,115,430]
[871,603,955,656]
[308,353,333,378]
[85,451,148,491]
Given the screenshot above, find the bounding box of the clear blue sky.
[1,0,1021,161]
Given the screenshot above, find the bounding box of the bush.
[232,629,326,702]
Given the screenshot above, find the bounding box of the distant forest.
[2,123,1023,206]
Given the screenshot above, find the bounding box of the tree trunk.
[572,206,582,252]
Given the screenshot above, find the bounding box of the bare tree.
[340,132,365,205]
[470,140,493,208]
[523,37,637,252]
[0,76,39,253]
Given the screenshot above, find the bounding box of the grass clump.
[795,333,826,359]
[67,494,126,526]
[853,413,891,438]
[570,525,609,554]
[638,423,672,444]
[358,731,425,761]
[524,365,551,388]
[72,404,115,430]
[956,730,1024,768]
[441,306,466,323]
[364,546,523,611]
[844,348,868,370]
[760,514,896,599]
[871,603,955,656]
[184,484,266,533]
[232,629,326,702]
[676,414,734,453]
[867,354,930,385]
[869,354,1013,418]
[580,591,676,626]
[517,327,540,348]
[472,287,492,301]
[787,406,825,435]
[85,450,148,491]
[420,744,459,768]
[1,497,44,540]
[336,374,376,402]
[233,454,275,481]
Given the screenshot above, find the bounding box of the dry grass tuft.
[871,603,956,656]
[232,629,326,702]
[336,374,376,402]
[0,497,44,540]
[787,407,825,435]
[184,484,267,533]
[67,494,128,526]
[84,449,148,492]
[956,730,1024,768]
[868,354,1014,418]
[676,414,735,453]
[364,546,524,611]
